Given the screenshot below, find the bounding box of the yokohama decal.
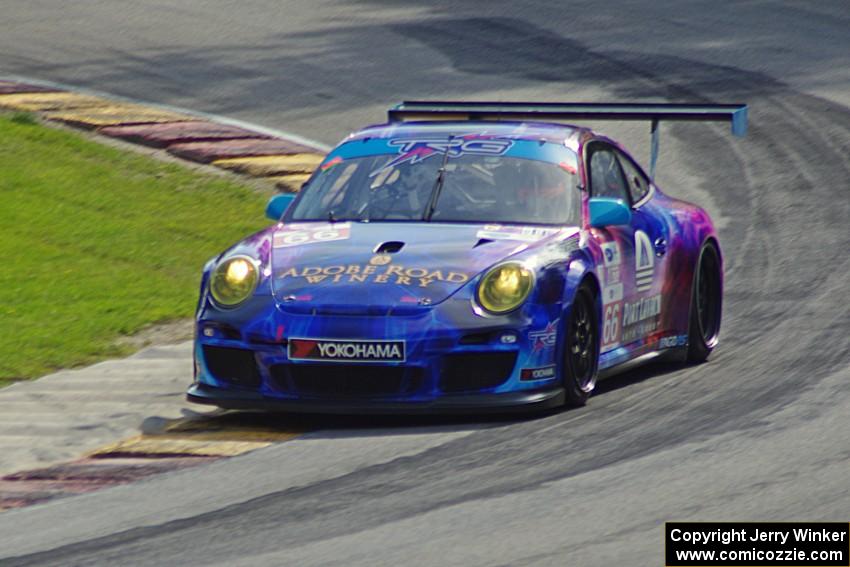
[520,365,557,381]
[289,338,406,363]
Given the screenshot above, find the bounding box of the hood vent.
[374,241,405,254]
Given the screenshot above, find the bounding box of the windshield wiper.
[423,136,453,222]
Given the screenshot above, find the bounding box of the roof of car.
[345,120,590,152]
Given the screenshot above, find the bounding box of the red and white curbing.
[0,77,329,193]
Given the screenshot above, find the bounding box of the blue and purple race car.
[187,102,747,413]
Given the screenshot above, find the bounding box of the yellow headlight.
[476,262,534,314]
[210,256,259,307]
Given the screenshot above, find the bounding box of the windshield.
[290,151,581,225]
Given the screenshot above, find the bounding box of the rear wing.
[388,101,748,179]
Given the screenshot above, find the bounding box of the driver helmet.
[398,161,435,194]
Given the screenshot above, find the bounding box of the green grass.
[0,114,270,381]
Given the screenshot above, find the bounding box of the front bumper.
[191,291,566,415]
[187,382,565,414]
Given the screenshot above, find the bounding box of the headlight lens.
[476,262,534,314]
[209,256,259,307]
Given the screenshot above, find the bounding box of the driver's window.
[589,148,629,202]
[317,162,357,210]
[617,153,650,203]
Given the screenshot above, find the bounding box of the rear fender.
[665,211,722,337]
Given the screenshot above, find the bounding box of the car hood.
[270,221,572,312]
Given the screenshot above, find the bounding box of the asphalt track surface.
[2,2,849,565]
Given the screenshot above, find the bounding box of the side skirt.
[598,351,663,381]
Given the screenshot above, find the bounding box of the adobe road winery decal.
[278,262,470,288]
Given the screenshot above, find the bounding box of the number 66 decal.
[274,223,351,248]
[602,303,621,347]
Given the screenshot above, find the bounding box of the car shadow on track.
[171,359,702,439]
[241,409,538,438]
[595,359,700,397]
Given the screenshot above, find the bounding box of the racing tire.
[562,284,600,407]
[687,242,722,362]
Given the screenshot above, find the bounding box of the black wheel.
[562,285,600,406]
[687,242,722,362]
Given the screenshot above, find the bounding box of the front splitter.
[187,383,565,415]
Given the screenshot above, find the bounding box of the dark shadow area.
[167,357,696,440]
[594,358,697,396]
[1,13,792,124]
[391,17,787,100]
[178,401,549,438]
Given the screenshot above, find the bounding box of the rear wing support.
[388,102,748,180]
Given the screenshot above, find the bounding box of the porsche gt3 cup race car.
[187,101,747,413]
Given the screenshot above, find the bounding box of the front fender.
[561,253,597,305]
[195,257,217,318]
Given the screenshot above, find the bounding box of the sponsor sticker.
[558,161,577,175]
[620,293,661,344]
[659,334,688,349]
[320,156,343,171]
[529,319,559,352]
[371,136,515,176]
[369,254,393,266]
[520,365,557,381]
[604,265,621,286]
[634,230,654,292]
[622,294,661,327]
[599,240,623,287]
[601,241,621,267]
[603,282,624,305]
[274,223,351,248]
[476,225,560,243]
[288,338,406,363]
[278,262,470,287]
[621,319,658,344]
[527,233,581,268]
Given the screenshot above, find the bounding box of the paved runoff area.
[0,79,323,510]
[0,343,306,511]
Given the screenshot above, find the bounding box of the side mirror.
[265,194,295,221]
[589,197,632,228]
